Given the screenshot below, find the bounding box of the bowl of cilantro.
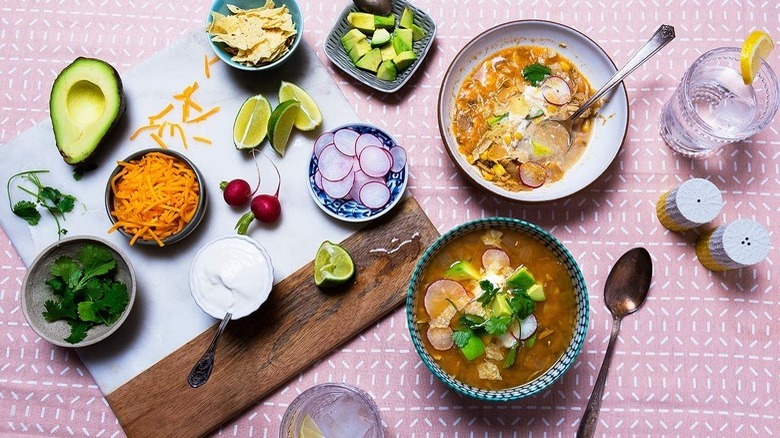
[21,236,136,347]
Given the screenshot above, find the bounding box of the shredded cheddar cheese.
[204,55,211,79]
[192,136,212,145]
[187,106,220,124]
[108,152,199,247]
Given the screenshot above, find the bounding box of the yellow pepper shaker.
[656,178,723,232]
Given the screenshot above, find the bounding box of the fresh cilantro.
[39,244,129,344]
[509,289,535,320]
[459,313,486,331]
[73,163,97,181]
[12,200,41,225]
[476,280,499,307]
[485,316,512,335]
[451,329,473,349]
[503,346,518,369]
[6,170,79,239]
[522,63,552,86]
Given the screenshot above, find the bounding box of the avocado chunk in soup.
[414,229,576,390]
[452,45,598,191]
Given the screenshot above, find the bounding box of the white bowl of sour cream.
[189,235,274,319]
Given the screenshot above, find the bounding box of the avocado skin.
[50,57,126,165]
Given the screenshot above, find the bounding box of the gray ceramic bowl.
[105,148,207,247]
[21,236,136,348]
[406,217,589,401]
[324,0,436,93]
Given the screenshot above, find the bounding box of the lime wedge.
[233,94,272,150]
[278,81,323,131]
[740,30,774,84]
[298,415,324,438]
[314,241,355,287]
[267,100,301,157]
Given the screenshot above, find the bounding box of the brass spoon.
[577,248,653,438]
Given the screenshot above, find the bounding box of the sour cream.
[189,235,274,319]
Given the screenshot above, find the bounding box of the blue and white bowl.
[406,217,589,401]
[307,123,407,223]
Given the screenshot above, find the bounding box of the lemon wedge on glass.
[740,30,774,85]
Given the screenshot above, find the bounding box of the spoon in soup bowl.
[530,24,676,159]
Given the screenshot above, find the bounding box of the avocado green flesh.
[50,57,124,165]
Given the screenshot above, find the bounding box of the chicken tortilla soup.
[452,45,598,191]
[413,227,577,390]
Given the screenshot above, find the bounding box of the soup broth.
[452,45,597,191]
[414,228,577,390]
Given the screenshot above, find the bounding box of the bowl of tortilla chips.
[206,0,302,71]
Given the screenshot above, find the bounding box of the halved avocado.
[50,57,125,165]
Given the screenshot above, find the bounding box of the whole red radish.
[235,155,281,235]
[220,179,252,206]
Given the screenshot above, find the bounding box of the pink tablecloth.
[1,1,778,436]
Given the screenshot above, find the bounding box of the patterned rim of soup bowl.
[405,217,589,401]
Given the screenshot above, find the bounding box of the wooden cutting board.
[106,196,438,438]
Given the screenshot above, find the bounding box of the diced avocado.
[444,260,481,281]
[50,57,125,165]
[392,33,410,54]
[412,23,426,41]
[395,28,413,50]
[506,266,536,291]
[460,335,485,361]
[525,333,537,348]
[377,60,398,81]
[527,284,546,302]
[341,29,367,52]
[370,28,392,47]
[379,43,397,61]
[355,48,382,73]
[399,6,414,29]
[393,50,417,71]
[347,12,375,34]
[374,13,395,30]
[348,39,372,64]
[491,294,512,317]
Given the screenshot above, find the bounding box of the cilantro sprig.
[7,170,78,238]
[41,244,129,344]
[522,63,552,86]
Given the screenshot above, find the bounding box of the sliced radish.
[427,326,454,351]
[334,128,359,156]
[499,319,520,348]
[355,133,382,157]
[314,133,334,158]
[424,279,469,320]
[318,145,353,181]
[519,162,547,188]
[389,146,407,173]
[359,181,391,209]
[383,148,395,169]
[359,145,392,178]
[322,171,355,199]
[519,314,538,340]
[541,76,572,106]
[482,248,510,272]
[349,170,383,200]
[314,170,324,190]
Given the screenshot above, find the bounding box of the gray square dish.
[324,1,436,93]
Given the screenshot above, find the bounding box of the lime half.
[314,241,355,287]
[298,415,324,438]
[268,100,301,157]
[233,94,272,150]
[279,81,323,131]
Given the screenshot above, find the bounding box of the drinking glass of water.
[660,47,779,157]
[280,383,383,438]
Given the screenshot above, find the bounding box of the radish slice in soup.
[424,279,469,320]
[358,181,391,209]
[389,146,407,172]
[318,145,353,181]
[519,314,538,340]
[359,145,392,178]
[314,132,334,159]
[427,326,454,351]
[355,133,382,157]
[314,170,324,190]
[541,76,572,106]
[334,128,359,156]
[499,319,521,348]
[322,171,355,199]
[482,248,510,272]
[519,162,547,188]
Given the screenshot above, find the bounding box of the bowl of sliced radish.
[308,123,408,222]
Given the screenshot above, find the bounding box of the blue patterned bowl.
[307,123,408,223]
[405,217,589,401]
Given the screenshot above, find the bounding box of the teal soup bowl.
[406,217,589,401]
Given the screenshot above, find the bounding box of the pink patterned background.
[1,0,778,437]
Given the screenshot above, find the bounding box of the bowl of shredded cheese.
[105,149,207,247]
